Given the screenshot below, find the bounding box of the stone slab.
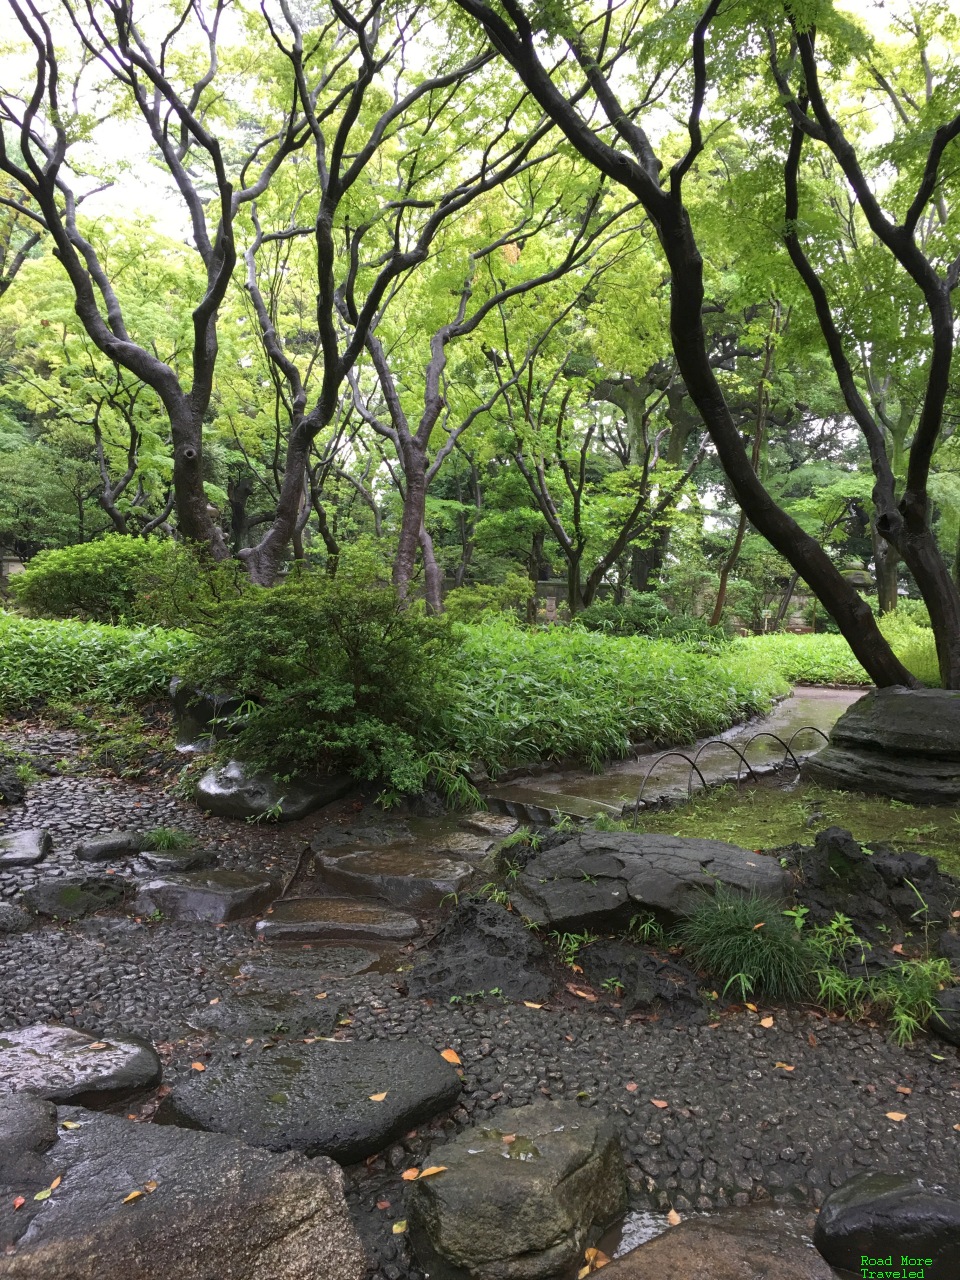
[0,830,51,868]
[133,870,279,923]
[0,1024,161,1107]
[255,898,420,944]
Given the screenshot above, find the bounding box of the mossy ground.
[635,780,960,878]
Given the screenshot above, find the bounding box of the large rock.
[928,988,960,1046]
[136,845,218,873]
[133,870,278,923]
[23,875,131,920]
[196,759,352,821]
[0,1099,367,1279]
[0,904,30,935]
[813,1171,960,1280]
[0,766,26,805]
[508,832,791,931]
[169,677,245,749]
[803,687,960,804]
[0,1094,57,1183]
[74,830,144,862]
[605,1208,830,1279]
[317,847,475,911]
[157,1038,462,1165]
[408,899,553,1004]
[0,1024,161,1107]
[188,989,341,1041]
[577,939,701,1016]
[255,898,420,944]
[0,830,51,868]
[408,1100,626,1279]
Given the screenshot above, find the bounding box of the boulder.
[0,1094,57,1184]
[509,832,790,931]
[157,1038,462,1165]
[0,1099,367,1279]
[408,899,552,1004]
[232,946,379,989]
[74,830,144,862]
[938,931,960,968]
[169,677,245,749]
[408,1100,626,1280]
[0,904,30,934]
[23,875,131,920]
[813,1171,960,1280]
[0,766,26,805]
[605,1208,830,1279]
[803,687,960,804]
[317,847,475,911]
[133,870,278,923]
[577,939,701,1015]
[255,898,420,944]
[460,812,520,839]
[136,845,218,873]
[0,1024,161,1107]
[312,822,415,851]
[0,830,51,868]
[928,988,960,1046]
[188,989,341,1041]
[196,760,352,821]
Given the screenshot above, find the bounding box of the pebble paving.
[1,729,959,1279]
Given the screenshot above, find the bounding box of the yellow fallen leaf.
[86,1042,108,1050]
[144,1180,158,1193]
[571,964,583,974]
[523,1002,543,1009]
[759,1016,774,1028]
[896,1086,912,1095]
[666,1208,682,1225]
[650,1098,669,1109]
[122,1191,143,1204]
[208,998,220,1005]
[418,1166,447,1178]
[885,1111,907,1122]
[191,1062,206,1072]
[566,985,598,1002]
[745,1003,758,1013]
[752,923,765,930]
[369,1092,388,1102]
[954,1123,960,1131]
[400,1169,420,1181]
[774,1062,795,1071]
[392,1220,407,1234]
[61,1120,80,1130]
[315,993,327,999]
[892,943,905,955]
[440,1049,461,1065]
[593,1253,610,1270]
[952,910,960,918]
[34,1189,51,1202]
[578,1268,591,1280]
[49,1177,61,1191]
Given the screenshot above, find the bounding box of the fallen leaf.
[127,1114,137,1120]
[774,1062,795,1071]
[885,1111,907,1122]
[752,923,765,930]
[952,910,960,919]
[12,1197,25,1210]
[896,1086,913,1095]
[208,998,220,1005]
[440,1049,461,1065]
[86,1042,108,1051]
[523,1002,543,1009]
[191,1062,206,1072]
[244,1037,254,1045]
[418,1166,447,1178]
[759,1016,774,1028]
[566,984,598,1002]
[745,1003,758,1013]
[122,1191,143,1204]
[49,1177,61,1191]
[650,1098,669,1109]
[368,1092,388,1102]
[376,1199,391,1210]
[144,1180,158,1193]
[315,993,327,1000]
[891,943,905,955]
[400,1169,420,1181]
[808,1033,818,1047]
[578,1268,591,1280]
[61,1120,80,1130]
[954,1124,960,1132]
[707,1022,721,1029]
[666,1208,682,1225]
[392,1220,407,1234]
[625,1082,638,1093]
[502,1134,516,1144]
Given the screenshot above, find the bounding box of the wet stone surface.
[0,1023,161,1106]
[256,897,422,944]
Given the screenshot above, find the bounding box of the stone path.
[1,726,960,1280]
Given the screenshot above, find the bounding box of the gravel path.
[1,736,959,1279]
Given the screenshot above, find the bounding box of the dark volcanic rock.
[169,677,245,749]
[813,1171,960,1280]
[157,1038,462,1164]
[509,832,790,931]
[0,1024,161,1107]
[136,845,218,873]
[74,830,144,862]
[23,875,131,920]
[133,870,279,923]
[803,687,960,804]
[317,846,475,911]
[928,988,960,1046]
[255,897,420,944]
[0,830,51,868]
[408,1100,626,1280]
[0,1094,57,1184]
[0,766,26,805]
[188,989,341,1040]
[0,1101,367,1279]
[196,759,352,821]
[577,939,702,1015]
[408,899,553,1003]
[606,1207,830,1279]
[0,904,30,934]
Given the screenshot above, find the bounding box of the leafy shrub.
[11,535,180,623]
[675,885,814,1001]
[878,613,940,687]
[576,593,722,645]
[183,556,464,795]
[734,633,870,685]
[444,572,534,623]
[0,612,196,708]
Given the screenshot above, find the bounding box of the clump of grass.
[143,826,194,850]
[675,885,814,1002]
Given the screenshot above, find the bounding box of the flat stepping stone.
[23,875,131,920]
[133,870,278,923]
[312,822,415,851]
[317,847,474,911]
[229,947,380,989]
[188,989,341,1040]
[0,1024,161,1107]
[196,759,352,821]
[0,830,51,868]
[136,846,217,873]
[157,1038,462,1164]
[0,1097,367,1279]
[74,831,144,862]
[255,898,420,944]
[424,832,496,860]
[460,811,520,838]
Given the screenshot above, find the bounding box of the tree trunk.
[419,524,443,614]
[241,429,310,585]
[710,509,748,627]
[774,571,800,627]
[567,555,586,614]
[872,523,900,614]
[169,398,228,556]
[394,443,428,601]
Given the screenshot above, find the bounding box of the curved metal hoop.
[631,752,707,828]
[689,740,758,793]
[784,726,830,759]
[739,729,803,773]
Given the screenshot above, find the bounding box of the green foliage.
[878,614,940,687]
[549,929,599,968]
[0,611,196,710]
[182,556,465,797]
[576,593,723,644]
[675,885,814,1002]
[448,617,787,773]
[10,536,181,624]
[142,826,194,850]
[443,572,534,623]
